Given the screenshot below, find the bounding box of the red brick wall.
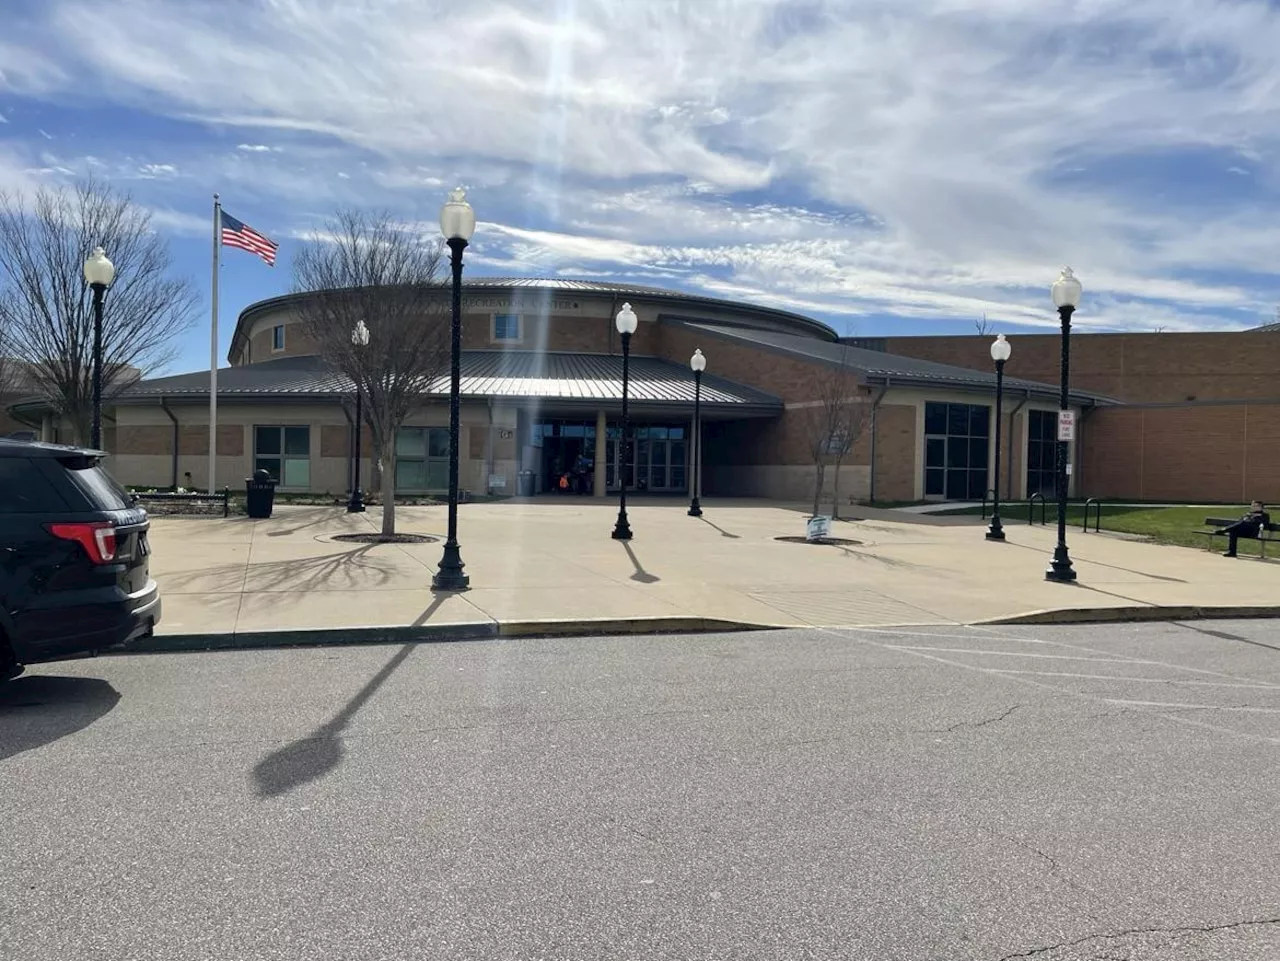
[878,331,1280,403]
[1082,403,1280,503]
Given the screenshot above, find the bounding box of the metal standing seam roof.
[110,352,783,409]
[676,320,1117,405]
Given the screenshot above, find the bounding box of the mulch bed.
[330,533,438,545]
[774,536,862,547]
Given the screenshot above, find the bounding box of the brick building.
[863,330,1280,504]
[6,279,1099,504]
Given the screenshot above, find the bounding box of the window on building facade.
[272,325,286,350]
[1026,410,1059,499]
[492,314,521,343]
[254,425,310,488]
[395,427,450,490]
[923,402,990,500]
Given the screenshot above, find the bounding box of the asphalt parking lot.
[2,620,1278,960]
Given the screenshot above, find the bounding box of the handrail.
[981,487,997,520]
[1028,492,1047,526]
[1083,497,1102,533]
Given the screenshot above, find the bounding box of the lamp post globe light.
[1046,267,1082,583]
[347,319,371,514]
[432,188,476,592]
[688,348,706,517]
[82,246,116,451]
[985,333,1011,542]
[611,302,638,541]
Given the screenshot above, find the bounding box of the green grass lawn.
[944,502,1267,555]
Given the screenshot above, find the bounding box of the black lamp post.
[611,302,637,541]
[1046,266,1082,583]
[986,333,1011,541]
[688,347,706,517]
[83,247,115,450]
[432,187,475,592]
[347,319,370,514]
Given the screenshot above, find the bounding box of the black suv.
[0,439,160,678]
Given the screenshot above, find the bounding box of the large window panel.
[394,427,451,491]
[253,425,311,488]
[922,402,991,501]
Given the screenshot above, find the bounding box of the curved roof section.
[230,277,837,363]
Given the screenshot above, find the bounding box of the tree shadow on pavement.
[263,507,347,538]
[0,675,120,762]
[163,544,399,594]
[621,542,660,583]
[251,642,415,799]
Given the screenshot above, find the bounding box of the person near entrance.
[1216,500,1270,557]
[572,451,592,494]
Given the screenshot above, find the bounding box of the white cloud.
[3,0,1280,332]
[137,162,178,178]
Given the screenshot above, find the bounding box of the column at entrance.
[593,409,607,497]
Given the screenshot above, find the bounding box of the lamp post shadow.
[620,541,659,583]
[251,642,416,798]
[696,515,740,539]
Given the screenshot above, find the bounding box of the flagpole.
[209,193,220,495]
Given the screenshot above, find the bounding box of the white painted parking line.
[885,645,1131,662]
[819,627,1280,745]
[982,669,1280,689]
[1100,698,1280,714]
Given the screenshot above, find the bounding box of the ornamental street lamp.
[986,333,1011,542]
[347,319,370,514]
[688,348,706,517]
[1046,266,1082,583]
[432,187,475,592]
[83,246,115,450]
[611,302,638,541]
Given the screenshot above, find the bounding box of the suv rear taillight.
[47,522,118,564]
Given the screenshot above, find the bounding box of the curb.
[120,616,775,655]
[979,605,1280,626]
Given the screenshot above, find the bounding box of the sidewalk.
[142,500,1280,641]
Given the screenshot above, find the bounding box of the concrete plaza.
[145,500,1280,639]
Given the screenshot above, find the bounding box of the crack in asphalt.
[929,704,1020,734]
[994,916,1280,960]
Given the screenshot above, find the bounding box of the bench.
[131,488,231,518]
[1198,516,1280,557]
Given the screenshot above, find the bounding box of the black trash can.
[245,468,277,519]
[518,469,536,497]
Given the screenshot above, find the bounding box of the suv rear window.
[58,457,133,511]
[0,457,72,513]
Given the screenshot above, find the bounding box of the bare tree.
[0,179,197,443]
[974,314,992,336]
[292,209,449,537]
[802,352,870,519]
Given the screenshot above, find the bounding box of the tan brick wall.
[117,424,244,457]
[871,404,917,502]
[879,331,1280,404]
[1082,403,1280,503]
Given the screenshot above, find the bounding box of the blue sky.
[4,0,1280,377]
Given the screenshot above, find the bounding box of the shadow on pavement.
[696,516,741,539]
[621,542,660,583]
[263,507,347,538]
[163,544,397,593]
[0,675,121,762]
[251,642,415,798]
[1176,621,1280,653]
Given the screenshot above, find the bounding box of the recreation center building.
[7,278,1280,506]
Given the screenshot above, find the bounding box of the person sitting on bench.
[1217,500,1270,557]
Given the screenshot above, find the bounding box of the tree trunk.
[812,462,825,517]
[380,445,396,536]
[831,457,843,520]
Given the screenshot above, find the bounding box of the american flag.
[220,210,278,266]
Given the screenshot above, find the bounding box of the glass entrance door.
[605,425,687,492]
